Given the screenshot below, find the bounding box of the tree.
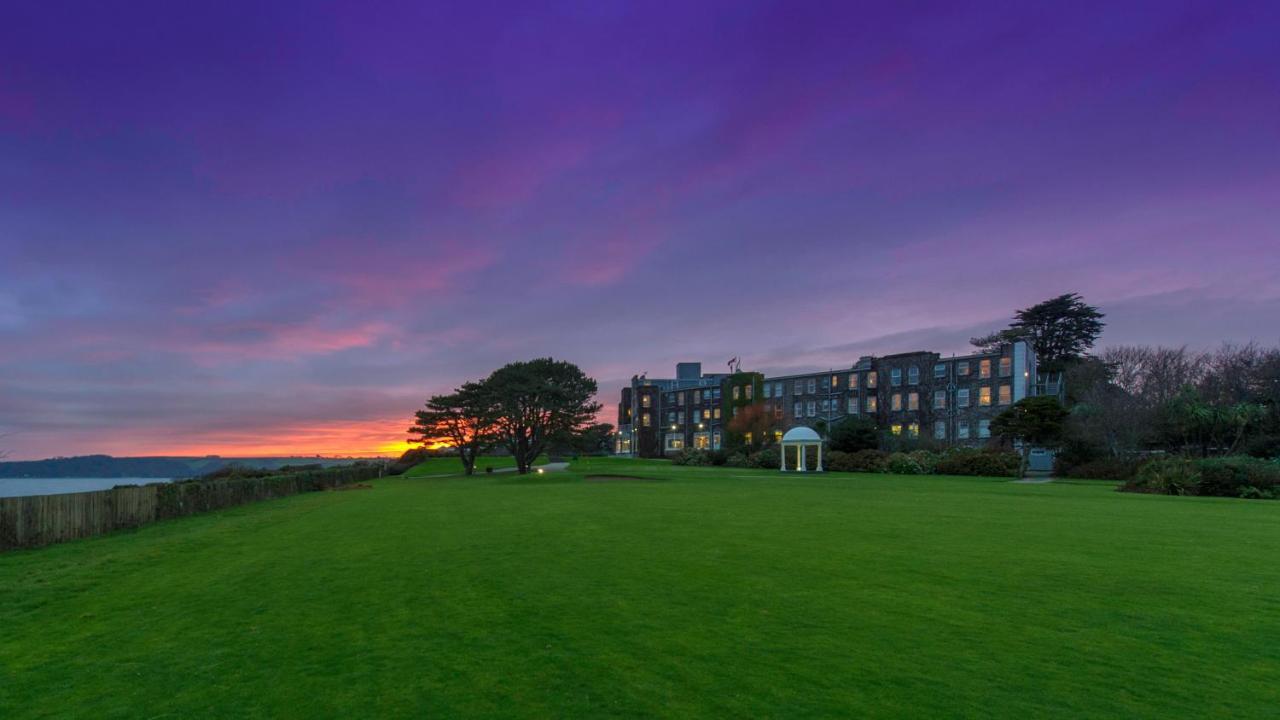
[972,293,1105,372]
[828,416,879,453]
[407,381,496,475]
[486,358,601,474]
[991,396,1069,477]
[550,422,615,456]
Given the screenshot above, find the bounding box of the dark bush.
[934,448,1020,477]
[671,448,712,466]
[1243,435,1280,460]
[1121,457,1200,496]
[825,449,887,473]
[1195,456,1280,498]
[708,449,730,466]
[725,452,751,468]
[885,452,924,475]
[749,447,781,469]
[1058,457,1148,481]
[829,417,879,453]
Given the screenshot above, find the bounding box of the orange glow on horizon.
[103,418,447,459]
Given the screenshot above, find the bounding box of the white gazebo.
[780,426,823,472]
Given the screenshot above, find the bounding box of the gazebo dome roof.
[781,426,821,443]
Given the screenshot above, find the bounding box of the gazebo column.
[816,443,823,472]
[780,444,788,471]
[799,444,807,472]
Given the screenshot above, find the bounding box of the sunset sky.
[2,2,1278,460]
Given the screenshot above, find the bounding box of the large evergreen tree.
[991,396,1069,477]
[485,358,601,474]
[972,293,1105,372]
[407,381,497,475]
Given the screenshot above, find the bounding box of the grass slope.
[2,463,1278,718]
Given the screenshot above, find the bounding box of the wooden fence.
[0,464,383,551]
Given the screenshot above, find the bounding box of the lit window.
[763,383,772,399]
[934,420,946,439]
[848,397,858,414]
[744,432,753,445]
[745,384,753,400]
[891,393,902,411]
[867,372,878,389]
[999,357,1012,377]
[890,368,902,386]
[807,401,817,417]
[908,366,920,385]
[665,434,684,451]
[980,359,992,379]
[733,386,740,401]
[957,388,970,408]
[979,419,991,438]
[907,423,919,438]
[849,373,858,389]
[693,433,710,450]
[908,392,919,411]
[866,396,877,412]
[642,412,652,427]
[891,423,903,435]
[957,421,970,439]
[713,408,721,419]
[999,384,1012,405]
[641,395,652,408]
[934,363,946,379]
[958,361,970,376]
[933,390,946,409]
[831,374,839,388]
[979,387,992,406]
[794,402,803,417]
[807,378,816,394]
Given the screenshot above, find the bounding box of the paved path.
[408,462,570,479]
[1011,477,1055,484]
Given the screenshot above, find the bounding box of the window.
[744,432,753,445]
[807,401,817,417]
[891,393,902,411]
[849,373,858,389]
[908,366,920,385]
[907,423,919,438]
[692,410,701,424]
[677,392,684,405]
[763,383,772,399]
[732,386,740,401]
[677,411,684,425]
[693,432,710,450]
[820,398,830,413]
[934,420,946,440]
[807,378,816,394]
[848,397,859,414]
[712,388,721,400]
[774,382,783,397]
[642,412,651,427]
[667,411,676,424]
[866,396,878,412]
[979,359,992,379]
[665,434,684,451]
[978,419,991,438]
[867,372,878,389]
[713,407,721,419]
[745,384,753,400]
[999,384,1012,405]
[958,361,970,376]
[908,392,919,411]
[890,368,902,386]
[891,423,903,435]
[794,381,802,395]
[641,394,652,408]
[957,388,970,407]
[712,431,721,449]
[831,374,839,388]
[958,420,970,439]
[665,393,675,405]
[934,363,947,379]
[933,390,946,409]
[979,386,992,406]
[999,357,1012,377]
[794,402,804,417]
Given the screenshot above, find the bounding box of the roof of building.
[781,426,821,443]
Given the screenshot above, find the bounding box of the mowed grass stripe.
[2,468,1278,718]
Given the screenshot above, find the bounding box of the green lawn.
[403,454,549,476]
[2,463,1279,718]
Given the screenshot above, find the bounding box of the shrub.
[934,448,1020,477]
[749,448,781,469]
[908,450,940,475]
[725,452,751,468]
[671,448,712,466]
[1243,435,1280,460]
[1058,457,1147,481]
[707,449,730,466]
[1122,457,1201,496]
[1194,456,1280,498]
[885,452,924,475]
[829,417,879,453]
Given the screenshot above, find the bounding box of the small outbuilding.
[780,426,823,472]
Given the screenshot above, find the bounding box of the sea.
[0,478,173,499]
